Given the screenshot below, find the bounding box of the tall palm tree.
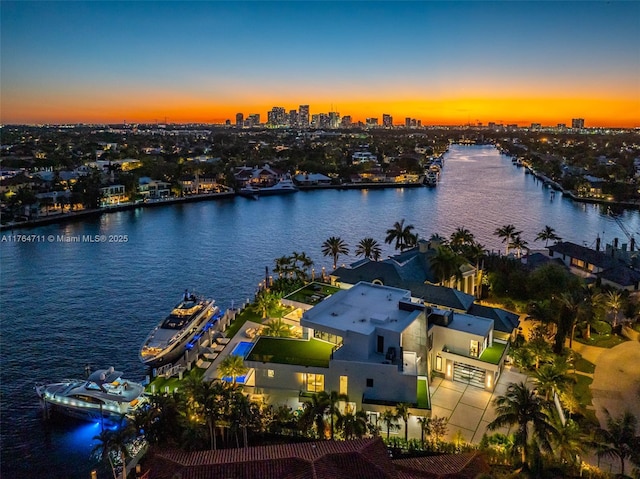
[218,354,248,386]
[385,219,418,252]
[355,237,382,261]
[274,255,293,278]
[592,409,639,477]
[526,338,553,370]
[559,290,585,349]
[395,402,411,442]
[487,382,558,468]
[464,241,486,298]
[606,290,623,328]
[417,416,431,448]
[381,408,399,440]
[581,286,604,340]
[429,245,464,288]
[321,390,349,440]
[494,224,521,255]
[92,415,136,479]
[536,225,562,247]
[293,251,314,280]
[509,234,529,259]
[321,236,349,270]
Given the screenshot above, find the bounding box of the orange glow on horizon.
[2,88,638,128]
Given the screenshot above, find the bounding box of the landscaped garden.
[146,365,204,394]
[283,282,340,306]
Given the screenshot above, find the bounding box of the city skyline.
[1,1,639,127]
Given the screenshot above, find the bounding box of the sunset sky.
[1,1,639,127]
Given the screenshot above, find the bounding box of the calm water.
[1,145,639,478]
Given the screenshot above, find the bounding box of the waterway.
[1,145,639,478]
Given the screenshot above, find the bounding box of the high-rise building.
[235,113,244,128]
[571,118,585,129]
[299,105,310,127]
[366,118,379,127]
[246,114,260,127]
[382,114,393,128]
[329,111,340,129]
[267,107,287,127]
[341,116,352,128]
[405,117,412,128]
[289,110,298,127]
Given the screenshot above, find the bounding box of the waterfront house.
[100,184,127,206]
[138,177,171,199]
[548,241,640,291]
[331,239,477,296]
[293,173,332,186]
[244,282,430,438]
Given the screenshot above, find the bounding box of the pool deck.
[202,321,262,381]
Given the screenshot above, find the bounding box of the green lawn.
[417,378,429,409]
[225,303,293,339]
[246,337,334,367]
[573,357,595,374]
[284,282,340,305]
[575,332,627,348]
[479,342,507,364]
[570,373,593,408]
[147,366,204,394]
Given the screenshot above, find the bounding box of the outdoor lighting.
[446,364,452,377]
[487,374,492,388]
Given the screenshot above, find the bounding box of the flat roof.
[301,282,419,336]
[446,313,493,337]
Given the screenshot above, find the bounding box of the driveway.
[590,340,640,428]
[428,367,533,444]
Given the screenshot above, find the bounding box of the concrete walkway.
[428,367,533,444]
[202,321,262,381]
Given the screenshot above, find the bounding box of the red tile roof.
[392,452,491,479]
[147,437,398,479]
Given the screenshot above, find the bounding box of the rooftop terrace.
[245,337,334,368]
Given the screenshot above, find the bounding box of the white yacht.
[257,177,299,195]
[139,292,218,369]
[36,367,147,422]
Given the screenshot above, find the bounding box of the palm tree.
[464,241,486,298]
[385,219,418,252]
[252,290,280,319]
[417,416,431,448]
[606,290,623,328]
[525,338,553,370]
[487,382,558,468]
[494,224,521,255]
[92,415,136,479]
[429,245,464,288]
[321,236,349,270]
[592,409,640,477]
[536,225,562,247]
[395,402,411,442]
[381,408,399,440]
[262,317,291,338]
[559,290,585,349]
[218,354,248,386]
[449,227,474,250]
[554,419,588,470]
[534,362,573,401]
[274,255,293,278]
[320,390,349,440]
[355,237,382,261]
[299,392,330,439]
[293,251,314,280]
[336,409,368,439]
[581,287,604,340]
[509,234,529,259]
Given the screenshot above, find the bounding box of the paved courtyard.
[429,366,532,443]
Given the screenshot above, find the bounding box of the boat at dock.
[35,367,147,422]
[139,292,219,369]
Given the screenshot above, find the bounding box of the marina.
[2,145,640,478]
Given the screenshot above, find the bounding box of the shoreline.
[2,171,638,232]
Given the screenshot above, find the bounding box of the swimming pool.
[231,341,254,358]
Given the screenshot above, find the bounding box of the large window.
[313,330,342,345]
[305,373,324,393]
[470,340,479,358]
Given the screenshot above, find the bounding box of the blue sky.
[2,1,639,125]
